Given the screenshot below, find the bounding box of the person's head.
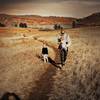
[60,29,65,35]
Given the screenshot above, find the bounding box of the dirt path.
[28,38,61,100]
[0,27,100,100]
[0,33,61,100]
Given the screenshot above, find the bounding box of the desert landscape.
[0,25,100,100]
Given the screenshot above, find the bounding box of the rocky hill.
[75,12,100,27]
[0,14,75,27]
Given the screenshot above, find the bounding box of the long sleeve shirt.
[58,33,71,49]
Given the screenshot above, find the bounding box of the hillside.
[0,14,75,27]
[76,12,100,26]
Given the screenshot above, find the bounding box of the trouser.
[60,48,68,65]
[42,54,48,63]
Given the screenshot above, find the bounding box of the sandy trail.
[28,37,62,100]
[0,27,100,100]
[0,33,61,100]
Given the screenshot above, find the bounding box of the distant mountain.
[75,12,100,27]
[0,14,75,27]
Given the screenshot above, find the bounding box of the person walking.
[42,42,49,63]
[58,30,71,67]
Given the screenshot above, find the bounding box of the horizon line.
[0,11,100,19]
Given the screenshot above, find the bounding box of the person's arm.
[66,35,71,47]
[42,47,44,54]
[46,48,48,54]
[57,34,61,43]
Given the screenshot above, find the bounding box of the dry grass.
[49,27,100,100]
[0,27,100,100]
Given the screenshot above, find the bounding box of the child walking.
[42,42,48,63]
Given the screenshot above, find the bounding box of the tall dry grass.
[0,27,100,100]
[48,27,100,100]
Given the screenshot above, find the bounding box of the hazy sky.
[0,0,100,18]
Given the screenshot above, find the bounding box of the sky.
[0,0,100,18]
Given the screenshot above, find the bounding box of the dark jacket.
[42,47,48,54]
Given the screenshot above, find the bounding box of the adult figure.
[58,29,71,66]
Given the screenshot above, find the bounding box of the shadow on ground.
[29,40,60,100]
